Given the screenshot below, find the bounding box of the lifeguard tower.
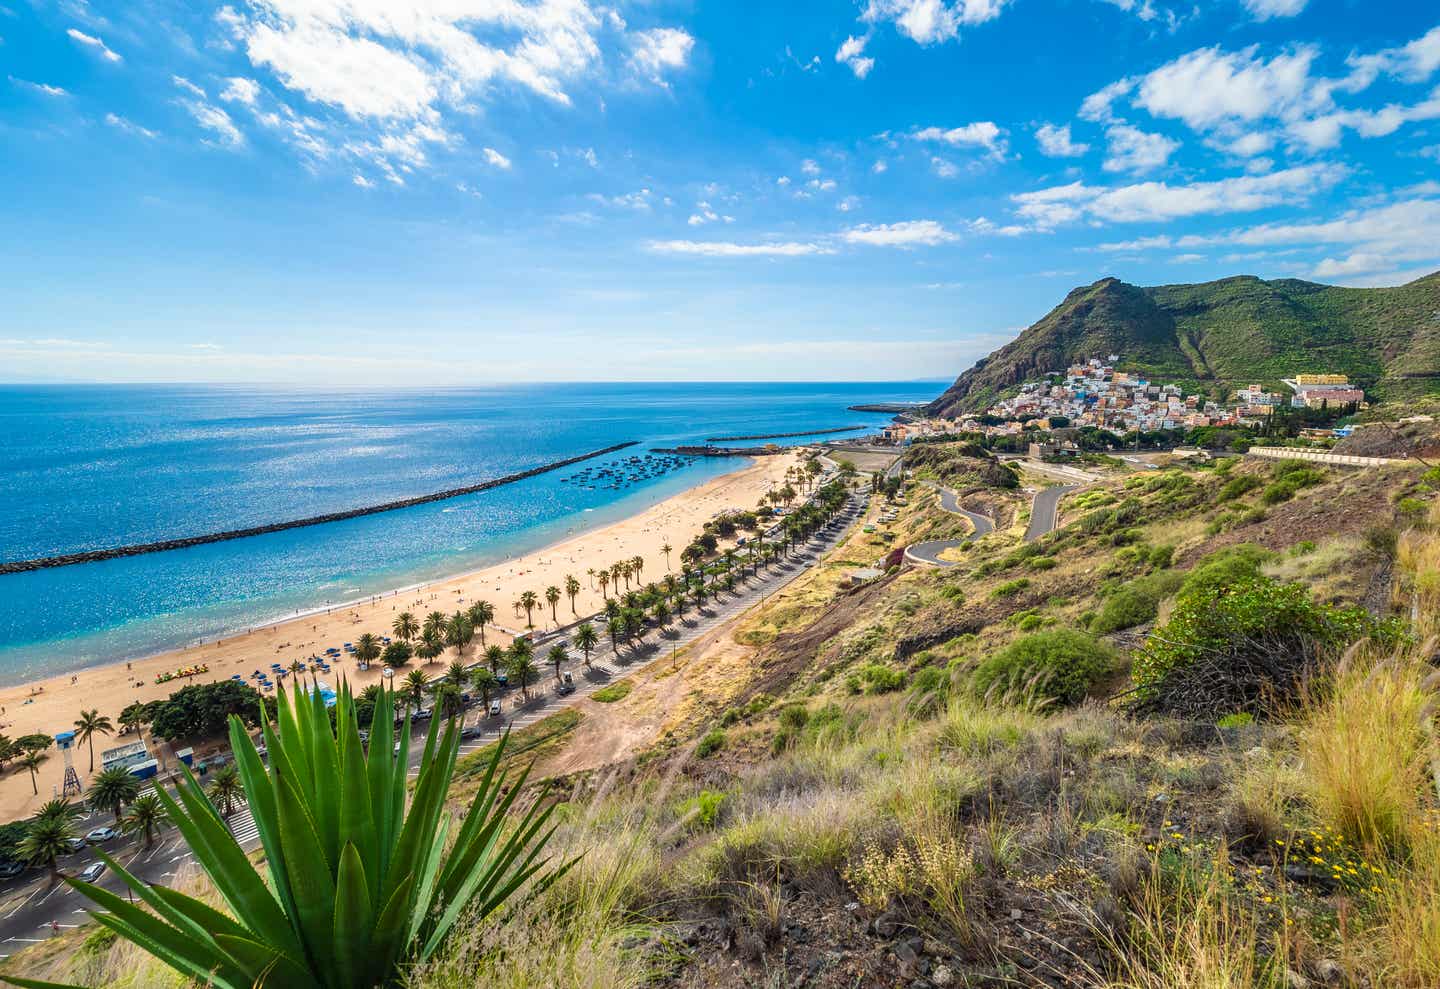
[54,730,83,797]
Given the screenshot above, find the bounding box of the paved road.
[904,483,995,567]
[1024,484,1080,542]
[0,492,866,955]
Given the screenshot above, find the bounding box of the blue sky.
[2,0,1437,384]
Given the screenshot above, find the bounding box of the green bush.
[1132,576,1399,717]
[939,583,966,603]
[1026,556,1057,571]
[697,728,727,758]
[847,663,905,695]
[1216,474,1263,502]
[778,704,810,730]
[1090,570,1184,634]
[971,629,1117,707]
[991,577,1031,599]
[1179,544,1274,600]
[1017,613,1045,631]
[1261,479,1300,504]
[683,789,726,829]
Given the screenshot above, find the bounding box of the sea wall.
[0,441,639,576]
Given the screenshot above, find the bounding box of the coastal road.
[0,491,866,954]
[904,483,995,568]
[1024,485,1081,542]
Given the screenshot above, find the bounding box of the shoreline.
[0,451,799,821]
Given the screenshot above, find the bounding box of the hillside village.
[880,359,1367,445]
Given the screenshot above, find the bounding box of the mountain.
[927,271,1440,417]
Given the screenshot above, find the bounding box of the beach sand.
[0,452,799,821]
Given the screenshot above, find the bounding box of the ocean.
[0,382,937,682]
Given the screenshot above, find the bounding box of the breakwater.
[652,445,787,457]
[704,425,865,442]
[0,441,639,575]
[847,403,926,413]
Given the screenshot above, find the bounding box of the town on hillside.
[874,358,1367,447]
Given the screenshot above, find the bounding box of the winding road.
[904,483,996,567]
[1024,484,1081,542]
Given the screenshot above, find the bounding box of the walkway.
[1246,446,1409,468]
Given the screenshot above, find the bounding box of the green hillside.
[928,271,1440,416]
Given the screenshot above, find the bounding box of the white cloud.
[1347,26,1440,86]
[912,121,1007,159]
[808,178,837,192]
[66,28,121,63]
[872,159,888,173]
[776,175,791,186]
[648,239,832,257]
[1100,0,1164,23]
[842,219,957,247]
[800,158,821,175]
[1172,252,1206,262]
[104,112,158,138]
[686,201,733,225]
[837,196,861,212]
[1239,0,1307,21]
[353,173,374,188]
[628,27,694,87]
[1135,45,1325,131]
[483,147,512,169]
[589,188,653,210]
[220,77,260,105]
[836,34,875,79]
[1080,78,1136,123]
[11,76,69,97]
[1013,162,1345,227]
[860,0,1008,45]
[1034,122,1089,157]
[1103,123,1179,173]
[172,76,245,149]
[931,157,959,178]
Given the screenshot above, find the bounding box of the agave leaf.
[275,685,313,794]
[148,767,303,959]
[330,842,374,988]
[0,975,89,989]
[407,816,450,946]
[383,718,453,926]
[367,870,415,980]
[308,683,341,872]
[211,933,315,988]
[66,878,247,988]
[230,713,302,934]
[272,761,339,982]
[367,686,397,882]
[336,686,380,907]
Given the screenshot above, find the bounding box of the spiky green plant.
[3,681,568,989]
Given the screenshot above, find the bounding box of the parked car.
[494,673,509,687]
[86,827,118,845]
[411,708,432,722]
[0,860,23,879]
[63,837,88,854]
[358,729,369,743]
[460,724,483,740]
[488,700,502,717]
[78,861,106,884]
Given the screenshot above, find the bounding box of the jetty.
[0,442,639,575]
[704,425,865,442]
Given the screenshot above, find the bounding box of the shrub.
[1261,479,1300,504]
[1026,556,1057,571]
[991,577,1031,599]
[1090,570,1184,634]
[939,583,966,603]
[683,789,727,829]
[1216,474,1262,502]
[1131,576,1397,718]
[1017,613,1044,631]
[970,629,1117,707]
[777,704,810,731]
[591,680,632,703]
[696,729,727,758]
[847,663,905,695]
[1178,544,1273,600]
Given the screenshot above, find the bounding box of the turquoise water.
[0,383,935,681]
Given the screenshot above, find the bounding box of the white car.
[78,861,107,883]
[85,827,118,844]
[488,700,502,717]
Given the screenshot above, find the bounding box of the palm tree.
[519,590,541,629]
[36,797,83,824]
[470,668,497,708]
[545,585,561,624]
[547,644,569,682]
[18,815,75,879]
[74,708,113,773]
[289,659,306,678]
[632,555,645,584]
[661,542,673,571]
[467,600,494,646]
[403,669,429,710]
[653,600,671,628]
[19,749,44,795]
[433,683,464,721]
[354,632,382,671]
[417,628,444,666]
[90,765,141,824]
[598,570,610,599]
[122,793,166,848]
[564,575,581,615]
[444,612,473,661]
[484,644,506,676]
[392,611,419,642]
[586,567,596,589]
[507,647,539,703]
[119,701,153,741]
[617,561,631,591]
[607,616,624,655]
[573,622,598,668]
[207,763,244,818]
[422,610,448,641]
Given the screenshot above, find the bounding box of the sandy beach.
[0,452,799,821]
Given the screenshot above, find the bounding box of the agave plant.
[4,681,567,989]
